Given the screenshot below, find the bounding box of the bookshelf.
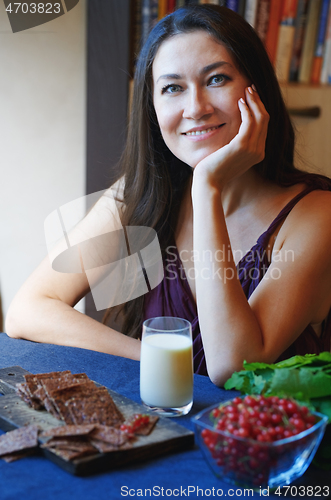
[132,1,331,85]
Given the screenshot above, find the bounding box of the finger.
[246,86,267,115]
[234,94,266,165]
[245,87,269,138]
[237,97,253,134]
[235,97,256,147]
[245,87,269,148]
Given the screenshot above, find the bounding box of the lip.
[181,123,224,141]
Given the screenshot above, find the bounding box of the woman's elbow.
[5,303,25,339]
[5,312,20,338]
[207,363,235,388]
[206,356,245,388]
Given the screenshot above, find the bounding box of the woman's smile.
[152,31,250,168]
[181,123,225,140]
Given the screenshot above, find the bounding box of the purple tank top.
[143,181,331,376]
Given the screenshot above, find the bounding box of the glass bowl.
[192,399,328,489]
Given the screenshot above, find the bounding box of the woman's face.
[152,31,250,168]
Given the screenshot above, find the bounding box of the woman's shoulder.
[291,188,331,221]
[105,176,125,200]
[278,188,331,251]
[94,176,126,217]
[101,176,125,207]
[72,177,126,240]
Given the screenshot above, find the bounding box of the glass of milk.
[140,316,193,417]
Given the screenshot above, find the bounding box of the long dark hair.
[103,4,330,337]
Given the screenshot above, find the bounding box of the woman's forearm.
[6,296,141,361]
[192,174,264,385]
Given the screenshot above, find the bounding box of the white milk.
[140,333,193,408]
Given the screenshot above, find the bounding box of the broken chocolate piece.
[65,387,124,427]
[40,424,95,439]
[0,426,39,459]
[41,437,97,461]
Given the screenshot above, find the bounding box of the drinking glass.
[140,316,193,417]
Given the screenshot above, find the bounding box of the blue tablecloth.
[0,333,327,500]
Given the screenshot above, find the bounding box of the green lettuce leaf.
[224,352,331,422]
[224,371,252,393]
[312,398,331,420]
[268,368,331,400]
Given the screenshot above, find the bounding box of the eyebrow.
[156,61,233,83]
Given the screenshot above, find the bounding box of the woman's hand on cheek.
[193,86,269,189]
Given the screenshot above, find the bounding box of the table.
[0,333,328,500]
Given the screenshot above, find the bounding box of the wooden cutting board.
[0,366,194,475]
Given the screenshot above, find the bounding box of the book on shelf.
[226,0,239,11]
[298,0,322,83]
[158,0,168,19]
[265,0,284,64]
[255,0,271,44]
[237,0,246,17]
[311,0,331,83]
[141,0,158,47]
[244,0,259,28]
[274,0,299,82]
[321,0,331,83]
[151,0,159,25]
[167,0,177,12]
[288,0,310,82]
[199,0,222,4]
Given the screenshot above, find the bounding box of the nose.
[182,87,214,120]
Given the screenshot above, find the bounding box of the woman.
[6,5,331,386]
